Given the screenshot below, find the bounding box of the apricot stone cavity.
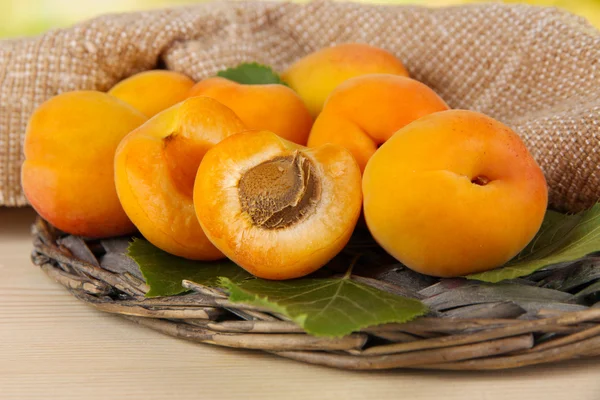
[238,152,321,229]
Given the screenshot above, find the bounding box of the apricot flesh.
[282,43,409,116]
[308,74,449,172]
[194,130,362,280]
[114,96,246,260]
[109,70,195,117]
[21,91,148,237]
[362,110,548,277]
[187,77,313,145]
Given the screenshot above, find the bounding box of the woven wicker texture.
[31,217,600,370]
[0,1,599,210]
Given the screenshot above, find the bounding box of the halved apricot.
[194,130,362,280]
[114,96,246,260]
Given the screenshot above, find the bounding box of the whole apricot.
[114,96,246,260]
[308,74,449,172]
[194,130,362,280]
[282,43,409,116]
[363,110,548,277]
[109,70,195,117]
[187,77,313,145]
[22,91,147,237]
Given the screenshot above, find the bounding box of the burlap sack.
[1,1,598,212]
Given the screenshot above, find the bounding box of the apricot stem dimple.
[238,151,321,229]
[471,175,490,186]
[163,132,176,145]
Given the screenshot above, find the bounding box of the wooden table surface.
[1,206,599,400]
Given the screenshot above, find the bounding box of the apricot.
[308,74,449,172]
[114,96,246,260]
[194,130,362,280]
[282,43,409,116]
[109,70,195,117]
[22,91,147,238]
[187,77,313,145]
[363,110,548,277]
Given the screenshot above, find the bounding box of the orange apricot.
[282,43,409,116]
[194,130,362,280]
[308,74,450,172]
[114,96,246,260]
[22,91,147,237]
[187,77,313,145]
[363,110,548,277]
[109,70,195,117]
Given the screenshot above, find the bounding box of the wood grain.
[1,207,599,400]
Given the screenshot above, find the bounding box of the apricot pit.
[238,152,320,229]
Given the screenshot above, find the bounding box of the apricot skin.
[109,70,195,117]
[194,130,362,280]
[282,43,409,117]
[363,110,548,277]
[308,74,449,172]
[114,96,246,260]
[187,77,313,145]
[21,91,148,238]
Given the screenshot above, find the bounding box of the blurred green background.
[1,0,599,38]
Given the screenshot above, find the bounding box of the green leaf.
[219,275,428,337]
[127,238,252,297]
[217,62,286,85]
[468,203,600,283]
